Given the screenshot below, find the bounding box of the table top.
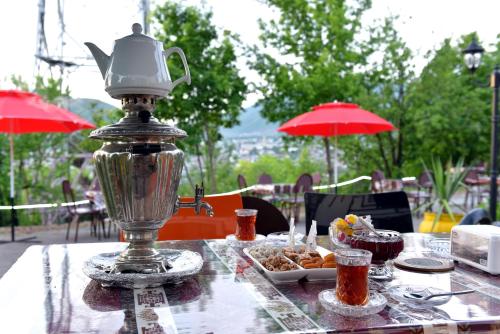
[1,235,500,334]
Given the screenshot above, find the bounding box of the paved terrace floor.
[0,222,119,278]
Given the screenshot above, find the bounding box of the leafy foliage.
[341,16,414,178]
[236,148,324,185]
[153,2,247,193]
[405,35,490,169]
[250,0,372,184]
[422,158,467,228]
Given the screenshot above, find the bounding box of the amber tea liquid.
[336,263,369,305]
[333,248,372,306]
[235,209,257,241]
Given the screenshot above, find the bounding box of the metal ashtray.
[83,249,203,289]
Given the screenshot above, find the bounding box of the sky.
[1,0,500,109]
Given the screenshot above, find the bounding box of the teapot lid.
[117,23,155,43]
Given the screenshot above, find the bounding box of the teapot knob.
[132,23,143,35]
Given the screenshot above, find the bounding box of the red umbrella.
[278,102,395,185]
[0,90,95,242]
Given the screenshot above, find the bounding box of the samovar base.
[111,229,172,274]
[83,248,203,289]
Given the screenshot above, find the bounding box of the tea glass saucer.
[388,285,452,308]
[318,289,387,317]
[226,234,266,247]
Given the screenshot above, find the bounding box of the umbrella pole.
[334,135,338,192]
[9,134,16,242]
[322,137,334,189]
[0,135,38,244]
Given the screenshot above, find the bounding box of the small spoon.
[358,216,383,238]
[404,289,475,300]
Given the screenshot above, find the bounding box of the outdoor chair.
[62,180,106,242]
[463,169,489,209]
[459,208,492,225]
[304,191,414,235]
[370,170,386,193]
[312,172,321,187]
[154,193,243,240]
[281,173,313,223]
[242,196,289,235]
[405,171,433,216]
[237,174,249,192]
[258,173,273,184]
[87,179,114,238]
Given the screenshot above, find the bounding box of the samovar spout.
[175,183,214,217]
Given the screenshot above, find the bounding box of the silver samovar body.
[84,24,212,278]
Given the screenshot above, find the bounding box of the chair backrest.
[90,178,101,191]
[242,196,289,235]
[371,170,385,193]
[464,168,479,182]
[459,208,492,225]
[418,171,433,189]
[62,180,77,215]
[292,173,313,194]
[237,174,248,190]
[312,172,321,186]
[305,191,414,235]
[258,173,273,185]
[282,184,291,195]
[156,193,243,240]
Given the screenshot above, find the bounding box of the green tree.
[250,0,372,185]
[153,2,247,193]
[342,16,415,177]
[405,35,490,168]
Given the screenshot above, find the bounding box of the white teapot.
[85,23,191,98]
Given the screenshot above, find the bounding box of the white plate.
[243,246,336,283]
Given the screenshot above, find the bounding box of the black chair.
[242,196,289,235]
[304,191,414,235]
[459,208,492,225]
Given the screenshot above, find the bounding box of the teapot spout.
[84,42,110,79]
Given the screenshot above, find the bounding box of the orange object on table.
[120,193,243,241]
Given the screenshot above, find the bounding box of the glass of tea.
[350,230,404,280]
[334,248,372,306]
[235,209,257,241]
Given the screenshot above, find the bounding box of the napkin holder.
[450,225,500,274]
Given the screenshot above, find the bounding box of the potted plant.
[418,158,467,233]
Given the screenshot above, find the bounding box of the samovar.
[82,23,213,287]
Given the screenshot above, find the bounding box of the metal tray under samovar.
[82,24,213,289]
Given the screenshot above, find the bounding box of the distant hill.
[60,97,117,122]
[221,105,280,138]
[63,99,279,138]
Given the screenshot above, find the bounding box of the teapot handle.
[163,47,191,90]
